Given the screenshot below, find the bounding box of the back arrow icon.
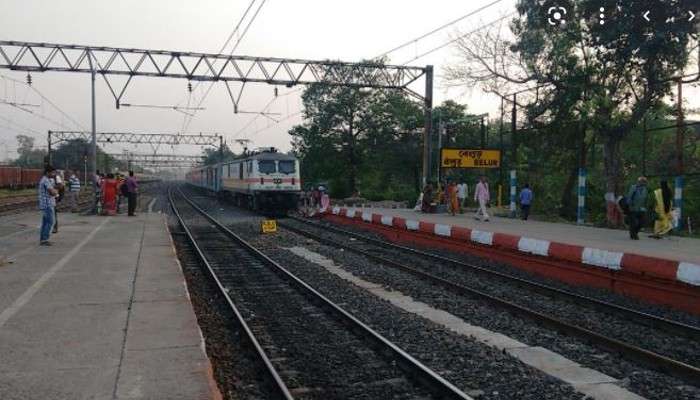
[690,11,696,22]
[643,10,650,22]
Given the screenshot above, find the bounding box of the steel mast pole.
[87,52,97,211]
[422,65,434,187]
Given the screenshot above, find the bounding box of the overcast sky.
[0,0,520,160]
[0,0,697,162]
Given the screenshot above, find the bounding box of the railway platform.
[0,211,220,400]
[323,206,700,313]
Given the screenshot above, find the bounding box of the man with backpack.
[626,176,650,240]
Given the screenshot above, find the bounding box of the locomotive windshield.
[258,160,276,174]
[278,160,296,174]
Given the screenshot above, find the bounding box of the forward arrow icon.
[690,11,696,22]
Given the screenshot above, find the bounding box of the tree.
[290,63,423,199]
[446,0,697,225]
[14,135,47,168]
[202,144,236,165]
[51,139,91,172]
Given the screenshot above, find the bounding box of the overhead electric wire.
[176,0,258,106]
[248,110,302,137]
[374,0,506,59]
[181,0,268,133]
[0,115,43,135]
[400,12,517,65]
[0,101,75,130]
[0,73,86,130]
[233,87,303,138]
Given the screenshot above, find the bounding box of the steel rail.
[168,188,294,400]
[280,219,700,386]
[289,216,700,341]
[176,187,472,400]
[0,194,93,214]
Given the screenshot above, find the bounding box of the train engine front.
[221,147,301,213]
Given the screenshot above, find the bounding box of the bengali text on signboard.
[440,149,501,169]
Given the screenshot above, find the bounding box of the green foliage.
[513,0,695,206]
[202,144,236,165]
[13,135,46,168]
[290,63,424,200]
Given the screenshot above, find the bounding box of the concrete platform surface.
[355,208,700,264]
[326,206,700,288]
[0,211,219,400]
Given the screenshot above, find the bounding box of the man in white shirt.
[457,180,468,213]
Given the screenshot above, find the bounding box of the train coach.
[186,147,301,212]
[0,166,43,189]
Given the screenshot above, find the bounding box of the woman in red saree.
[101,173,119,215]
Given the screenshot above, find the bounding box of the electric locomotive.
[186,147,301,212]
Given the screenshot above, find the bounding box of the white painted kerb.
[677,262,700,286]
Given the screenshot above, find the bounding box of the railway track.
[0,195,95,214]
[0,195,36,214]
[168,188,471,400]
[278,216,700,386]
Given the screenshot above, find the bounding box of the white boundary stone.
[582,248,623,270]
[471,230,494,246]
[434,224,452,237]
[380,215,394,226]
[677,262,700,286]
[406,220,419,231]
[517,237,551,256]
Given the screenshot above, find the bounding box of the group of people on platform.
[415,174,675,241]
[300,184,329,214]
[37,165,138,246]
[621,177,675,240]
[94,170,139,216]
[419,176,533,222]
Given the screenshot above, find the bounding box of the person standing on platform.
[435,183,445,207]
[519,183,533,220]
[68,170,81,212]
[457,180,468,213]
[626,176,649,240]
[421,183,433,213]
[101,173,119,215]
[38,166,58,246]
[94,170,103,214]
[447,181,459,216]
[51,171,65,234]
[651,180,673,239]
[311,187,320,208]
[474,176,490,221]
[117,174,128,214]
[126,171,139,216]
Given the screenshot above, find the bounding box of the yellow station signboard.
[261,219,277,233]
[440,149,501,169]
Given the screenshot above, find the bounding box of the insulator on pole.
[26,73,32,86]
[187,81,192,92]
